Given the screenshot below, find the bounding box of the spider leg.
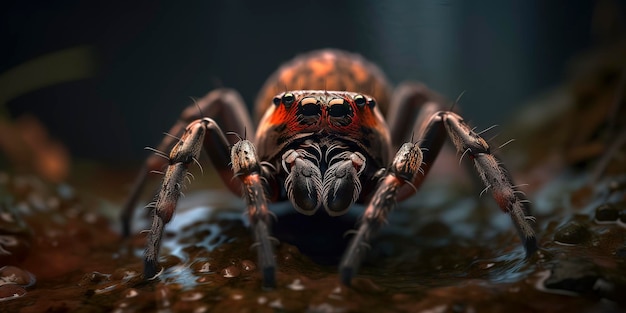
[437,111,537,256]
[339,142,422,286]
[388,84,537,256]
[121,89,253,237]
[342,104,537,286]
[386,82,448,150]
[231,140,277,288]
[385,82,450,201]
[399,111,537,254]
[144,118,220,278]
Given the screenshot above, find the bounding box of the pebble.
[222,266,240,278]
[191,261,213,273]
[180,290,203,302]
[78,271,109,286]
[543,258,600,294]
[0,266,32,286]
[240,260,256,271]
[594,204,619,222]
[0,284,26,300]
[554,221,591,245]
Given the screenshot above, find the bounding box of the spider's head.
[257,90,387,139]
[254,90,392,172]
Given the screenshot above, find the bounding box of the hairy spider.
[120,49,538,288]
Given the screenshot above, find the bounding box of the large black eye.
[282,93,295,107]
[328,98,350,117]
[354,95,366,107]
[299,97,321,116]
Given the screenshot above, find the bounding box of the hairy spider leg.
[340,142,423,285]
[120,89,253,237]
[340,108,538,286]
[231,139,277,288]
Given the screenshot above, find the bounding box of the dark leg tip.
[144,259,161,280]
[524,236,539,259]
[120,219,131,238]
[262,266,276,289]
[339,266,354,287]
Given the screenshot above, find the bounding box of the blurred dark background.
[0,0,617,165]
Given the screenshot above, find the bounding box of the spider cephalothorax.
[256,90,391,216]
[121,49,538,288]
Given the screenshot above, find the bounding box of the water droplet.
[181,291,203,301]
[481,262,495,270]
[94,282,118,294]
[232,293,243,300]
[200,263,212,273]
[222,266,240,278]
[287,278,305,291]
[125,289,139,298]
[269,298,283,309]
[240,260,256,271]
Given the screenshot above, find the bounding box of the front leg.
[144,118,217,278]
[441,112,537,255]
[231,140,277,288]
[340,142,423,286]
[121,89,253,237]
[387,83,537,256]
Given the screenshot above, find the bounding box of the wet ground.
[1,158,626,313]
[2,43,626,312]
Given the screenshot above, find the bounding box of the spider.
[120,49,538,288]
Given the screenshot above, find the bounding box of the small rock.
[222,265,240,278]
[0,266,31,285]
[0,284,26,300]
[595,204,619,222]
[78,271,109,287]
[554,221,591,245]
[240,260,256,272]
[191,261,213,273]
[544,258,600,294]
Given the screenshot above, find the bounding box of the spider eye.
[328,98,350,117]
[300,97,321,116]
[272,96,281,106]
[354,95,366,107]
[368,99,376,108]
[282,93,295,107]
